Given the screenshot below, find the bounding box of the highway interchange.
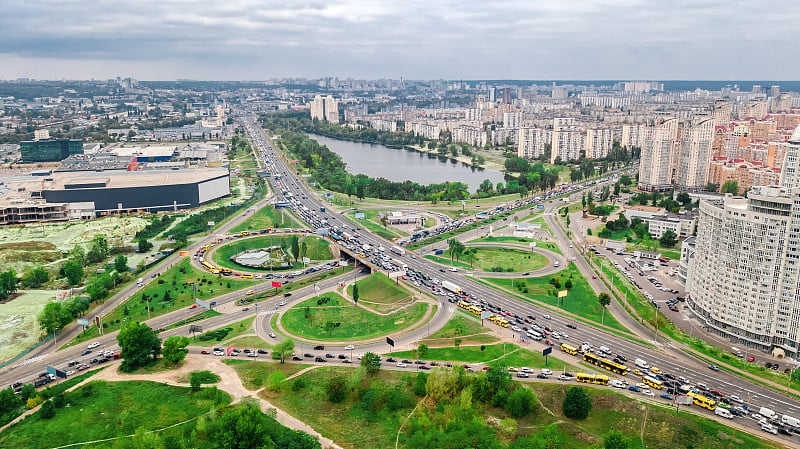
[2,110,800,445]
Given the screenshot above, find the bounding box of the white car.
[558,374,572,381]
[520,367,534,373]
[541,368,552,376]
[396,362,408,368]
[643,390,655,397]
[269,333,277,338]
[88,342,100,349]
[279,301,287,306]
[344,345,355,350]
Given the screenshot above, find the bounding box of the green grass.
[163,309,223,331]
[68,258,257,346]
[343,211,404,241]
[280,291,430,341]
[424,312,500,345]
[177,370,220,384]
[407,207,533,250]
[347,272,414,312]
[389,343,582,371]
[481,265,629,333]
[424,254,473,269]
[425,247,549,272]
[0,380,230,449]
[230,205,303,232]
[469,236,562,255]
[211,234,332,271]
[224,359,312,390]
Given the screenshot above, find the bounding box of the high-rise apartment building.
[503,112,521,129]
[779,126,800,190]
[310,95,339,123]
[585,128,618,159]
[550,118,583,163]
[637,119,678,191]
[675,119,714,191]
[517,127,551,159]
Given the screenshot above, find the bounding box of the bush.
[563,386,592,419]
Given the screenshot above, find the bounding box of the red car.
[200,350,210,354]
[592,275,597,279]
[189,304,198,309]
[747,355,755,362]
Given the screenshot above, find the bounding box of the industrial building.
[20,139,83,162]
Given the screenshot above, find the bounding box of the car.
[747,355,755,362]
[709,389,724,397]
[761,424,778,435]
[536,373,548,379]
[660,393,674,400]
[325,353,335,358]
[342,359,353,364]
[81,350,92,356]
[315,357,327,363]
[543,314,552,320]
[557,374,572,381]
[344,345,355,350]
[751,413,763,421]
[242,307,250,312]
[397,362,408,368]
[189,304,198,309]
[628,385,641,392]
[566,323,577,329]
[708,364,720,371]
[636,383,649,389]
[592,275,597,279]
[201,350,210,354]
[303,353,314,358]
[386,357,397,363]
[632,369,644,376]
[643,390,655,397]
[257,349,269,354]
[517,372,530,378]
[88,342,100,349]
[292,356,303,361]
[314,345,325,350]
[247,290,255,295]
[269,332,277,338]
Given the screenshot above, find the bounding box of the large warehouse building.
[0,168,230,223]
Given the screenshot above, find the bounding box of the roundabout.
[205,233,334,273]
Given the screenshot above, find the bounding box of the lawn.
[224,359,312,389]
[67,258,257,346]
[0,380,230,449]
[423,312,500,346]
[163,308,222,331]
[425,247,548,272]
[343,210,404,241]
[389,342,582,371]
[468,235,562,255]
[211,234,332,271]
[481,264,629,333]
[346,272,414,312]
[280,291,430,341]
[230,205,303,232]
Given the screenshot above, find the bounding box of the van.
[241,274,253,279]
[449,267,458,272]
[715,408,733,419]
[635,358,650,369]
[731,347,744,358]
[781,415,800,428]
[760,407,777,420]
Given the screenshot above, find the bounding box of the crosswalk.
[258,310,279,316]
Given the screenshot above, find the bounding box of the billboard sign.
[386,337,395,347]
[46,365,68,379]
[558,290,568,298]
[542,347,553,357]
[354,213,365,219]
[77,318,90,326]
[537,204,545,210]
[480,311,492,320]
[676,395,693,405]
[271,281,282,288]
[226,344,236,356]
[195,299,210,309]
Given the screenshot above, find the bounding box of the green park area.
[68,258,257,346]
[280,292,430,341]
[0,381,230,449]
[469,235,562,255]
[389,342,581,372]
[481,265,628,333]
[211,234,332,271]
[425,246,549,272]
[230,205,303,232]
[224,359,312,390]
[422,312,499,346]
[258,364,773,449]
[344,209,408,240]
[346,272,414,312]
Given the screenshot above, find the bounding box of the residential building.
[780,126,800,190]
[452,125,486,147]
[675,118,714,191]
[687,186,800,356]
[550,117,584,163]
[638,119,678,191]
[310,95,339,123]
[517,127,550,159]
[646,211,698,239]
[585,128,618,159]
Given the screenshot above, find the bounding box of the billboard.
[46,365,67,379]
[676,395,693,405]
[542,347,553,357]
[386,337,395,347]
[271,281,282,288]
[354,213,365,219]
[178,251,190,257]
[480,311,492,320]
[226,344,236,356]
[77,318,90,326]
[195,299,210,309]
[537,204,545,210]
[558,290,568,298]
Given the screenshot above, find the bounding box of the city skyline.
[1,0,799,80]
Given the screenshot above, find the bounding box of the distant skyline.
[1,1,798,81]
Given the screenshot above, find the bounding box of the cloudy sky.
[0,0,796,80]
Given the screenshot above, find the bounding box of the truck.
[634,358,650,369]
[442,281,463,295]
[730,347,744,358]
[715,407,733,419]
[760,407,777,420]
[391,246,405,256]
[782,415,800,428]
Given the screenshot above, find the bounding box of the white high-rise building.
[550,118,583,163]
[779,126,800,190]
[675,118,714,191]
[310,95,339,123]
[687,184,800,356]
[503,112,521,129]
[638,119,678,191]
[585,128,618,159]
[517,127,551,159]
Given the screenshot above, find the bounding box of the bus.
[467,305,482,315]
[560,343,578,355]
[241,274,254,279]
[583,353,629,375]
[576,373,609,385]
[201,261,220,274]
[642,376,664,390]
[687,391,717,410]
[457,301,471,310]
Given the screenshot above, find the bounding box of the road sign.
[195,299,210,309]
[558,290,568,298]
[480,311,492,320]
[542,347,553,357]
[77,318,90,326]
[354,213,365,219]
[676,395,693,405]
[316,227,330,235]
[386,337,395,347]
[302,257,310,264]
[537,204,545,210]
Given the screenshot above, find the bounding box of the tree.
[721,180,739,194]
[190,372,203,392]
[603,430,629,449]
[162,335,190,364]
[413,372,428,396]
[361,352,381,374]
[21,266,49,288]
[0,269,17,299]
[598,292,612,324]
[38,302,72,336]
[114,254,129,273]
[117,322,162,372]
[659,230,678,248]
[62,260,84,286]
[425,367,460,401]
[418,343,429,358]
[206,400,276,449]
[86,235,109,264]
[563,386,592,419]
[505,386,537,418]
[352,282,359,306]
[39,399,55,419]
[138,239,153,252]
[271,339,294,363]
[326,376,347,403]
[290,235,300,262]
[564,279,573,290]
